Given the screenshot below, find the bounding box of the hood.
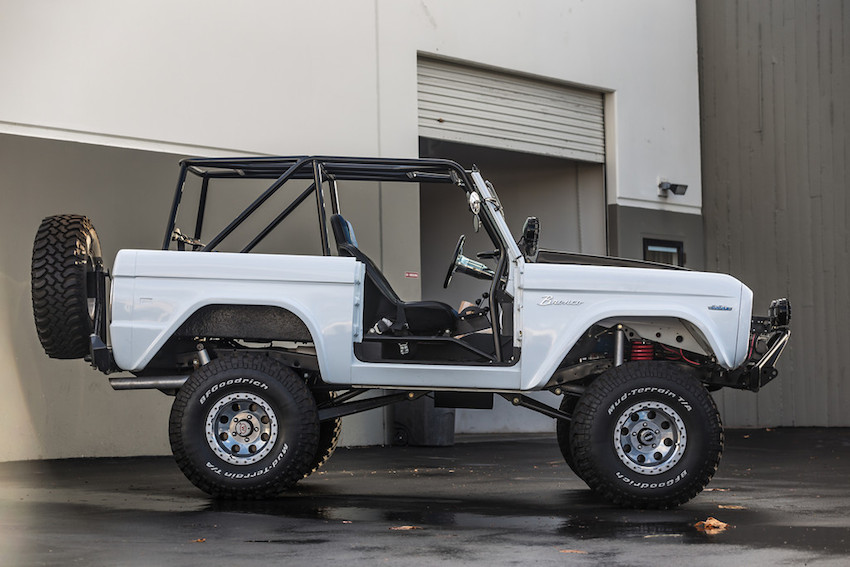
[534,249,689,271]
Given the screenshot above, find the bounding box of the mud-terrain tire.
[305,389,341,477]
[570,362,723,509]
[31,214,103,359]
[555,393,582,479]
[169,353,319,498]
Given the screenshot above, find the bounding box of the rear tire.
[570,362,723,509]
[305,389,341,477]
[31,214,103,359]
[169,353,319,498]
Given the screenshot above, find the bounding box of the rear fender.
[109,250,364,384]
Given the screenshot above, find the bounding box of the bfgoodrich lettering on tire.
[169,353,319,498]
[570,362,723,509]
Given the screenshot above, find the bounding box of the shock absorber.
[629,340,655,361]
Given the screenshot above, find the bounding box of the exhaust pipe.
[109,375,189,391]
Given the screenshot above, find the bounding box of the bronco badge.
[538,295,583,306]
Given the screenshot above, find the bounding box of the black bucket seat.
[330,214,459,336]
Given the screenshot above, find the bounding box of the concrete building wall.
[0,0,703,212]
[1,136,181,460]
[0,0,704,460]
[698,0,850,426]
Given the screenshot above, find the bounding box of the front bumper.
[709,298,791,392]
[738,326,791,391]
[737,298,791,391]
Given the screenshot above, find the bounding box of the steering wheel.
[443,235,466,288]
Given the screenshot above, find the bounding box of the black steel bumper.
[738,326,791,391]
[707,298,791,392]
[735,298,791,391]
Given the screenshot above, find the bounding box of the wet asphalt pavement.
[1,428,849,566]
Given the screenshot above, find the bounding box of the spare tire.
[31,214,103,359]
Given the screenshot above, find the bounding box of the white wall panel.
[0,1,381,157]
[1,0,703,212]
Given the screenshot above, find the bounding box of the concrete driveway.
[1,428,848,566]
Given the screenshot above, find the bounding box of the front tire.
[169,353,319,498]
[570,362,723,509]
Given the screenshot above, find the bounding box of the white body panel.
[350,363,519,391]
[110,250,364,383]
[109,248,752,393]
[518,262,752,390]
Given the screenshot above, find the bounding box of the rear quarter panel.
[110,250,363,383]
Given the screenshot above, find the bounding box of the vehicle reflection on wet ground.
[2,429,848,566]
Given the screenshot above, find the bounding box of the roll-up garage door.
[417,58,605,163]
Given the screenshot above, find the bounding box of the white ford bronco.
[31,156,790,508]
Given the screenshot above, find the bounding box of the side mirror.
[520,216,540,260]
[468,192,482,232]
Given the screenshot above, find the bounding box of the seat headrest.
[330,214,358,248]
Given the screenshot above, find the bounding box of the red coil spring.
[629,340,655,361]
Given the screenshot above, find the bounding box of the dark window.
[643,238,685,267]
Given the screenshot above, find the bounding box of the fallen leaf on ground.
[718,505,746,510]
[193,538,206,543]
[559,549,588,554]
[704,487,730,492]
[390,525,422,531]
[694,517,730,535]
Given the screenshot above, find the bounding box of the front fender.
[519,263,753,390]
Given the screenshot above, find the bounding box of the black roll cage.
[163,156,507,255]
[161,155,515,362]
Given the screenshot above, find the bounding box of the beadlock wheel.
[613,401,687,475]
[205,393,279,465]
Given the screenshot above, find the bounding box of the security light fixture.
[658,180,688,197]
